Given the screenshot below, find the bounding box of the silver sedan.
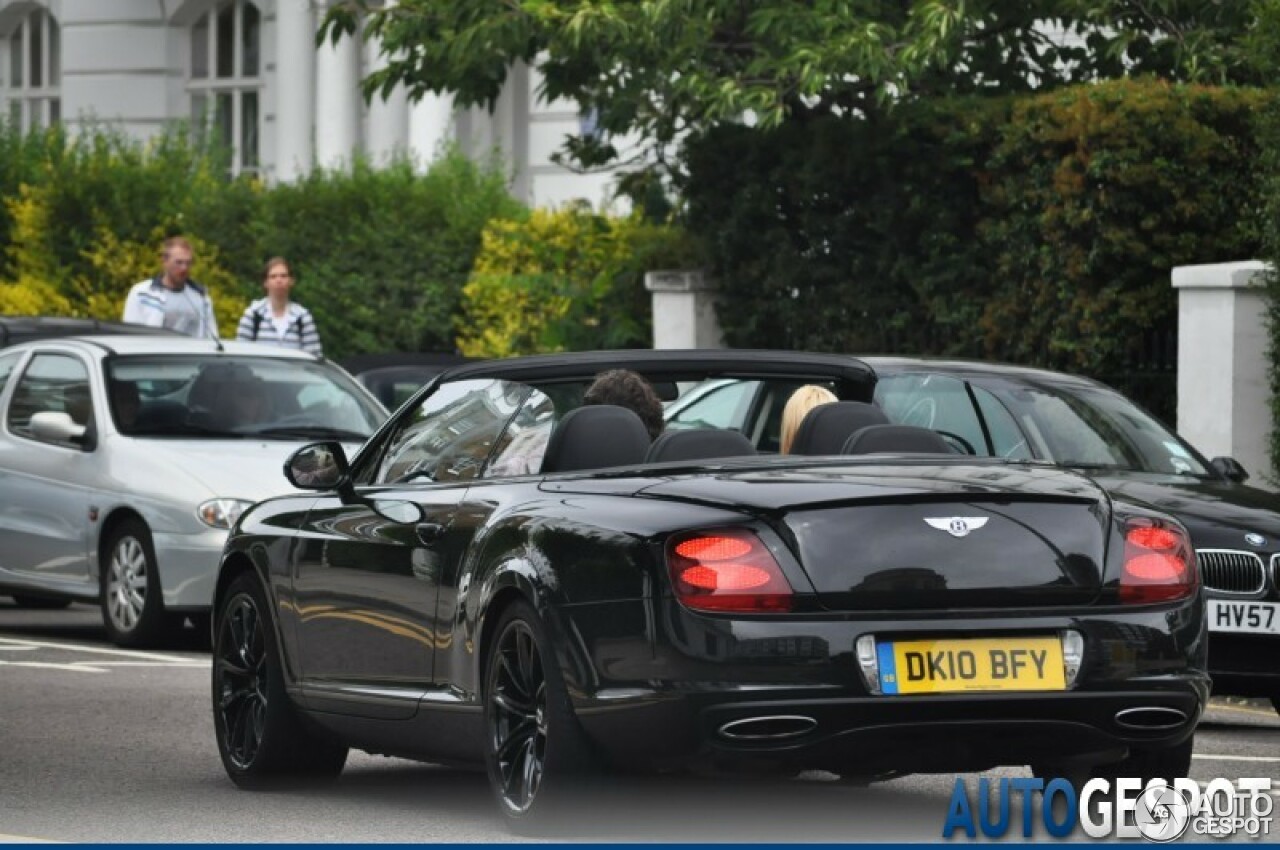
[0,336,387,646]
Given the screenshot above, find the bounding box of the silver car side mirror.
[29,411,88,446]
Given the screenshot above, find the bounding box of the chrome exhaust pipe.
[718,715,818,741]
[1114,707,1188,731]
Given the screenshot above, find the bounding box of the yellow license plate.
[877,637,1065,694]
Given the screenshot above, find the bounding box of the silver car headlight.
[197,498,255,529]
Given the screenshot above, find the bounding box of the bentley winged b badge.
[924,517,990,538]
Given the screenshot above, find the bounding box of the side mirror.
[285,441,350,491]
[1211,456,1249,483]
[29,411,88,447]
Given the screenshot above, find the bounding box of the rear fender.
[457,496,759,700]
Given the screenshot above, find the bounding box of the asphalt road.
[1,599,1277,843]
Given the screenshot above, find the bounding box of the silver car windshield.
[106,355,384,440]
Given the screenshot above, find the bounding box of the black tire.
[100,519,168,647]
[11,595,72,609]
[212,572,347,788]
[483,600,596,831]
[1034,735,1194,788]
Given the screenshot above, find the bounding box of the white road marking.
[0,834,59,843]
[1208,702,1278,719]
[1192,754,1280,763]
[0,637,208,673]
[0,661,107,673]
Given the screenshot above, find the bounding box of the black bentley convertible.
[210,350,1207,826]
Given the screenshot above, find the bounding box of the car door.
[0,348,102,595]
[291,377,527,718]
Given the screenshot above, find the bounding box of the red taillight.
[674,536,753,561]
[668,529,793,612]
[1121,518,1197,604]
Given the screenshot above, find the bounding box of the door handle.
[415,522,445,545]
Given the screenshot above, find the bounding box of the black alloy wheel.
[212,573,347,787]
[483,600,595,829]
[217,590,268,771]
[490,618,548,813]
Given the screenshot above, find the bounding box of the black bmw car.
[864,356,1280,714]
[211,350,1206,827]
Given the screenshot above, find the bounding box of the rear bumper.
[561,597,1208,773]
[576,682,1207,774]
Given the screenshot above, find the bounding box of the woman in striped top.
[235,257,323,356]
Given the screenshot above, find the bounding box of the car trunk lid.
[639,460,1111,609]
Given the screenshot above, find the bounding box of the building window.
[189,1,260,175]
[3,8,60,131]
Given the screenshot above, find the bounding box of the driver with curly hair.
[582,369,665,441]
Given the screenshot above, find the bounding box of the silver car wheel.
[106,535,148,633]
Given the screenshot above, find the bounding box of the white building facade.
[0,0,617,207]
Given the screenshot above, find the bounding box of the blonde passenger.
[780,385,837,454]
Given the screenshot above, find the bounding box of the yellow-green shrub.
[0,276,71,315]
[458,205,700,358]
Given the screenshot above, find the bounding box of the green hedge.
[258,154,523,358]
[1263,98,1280,478]
[0,124,522,359]
[683,79,1267,425]
[683,101,999,357]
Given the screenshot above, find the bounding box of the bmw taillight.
[1120,518,1197,604]
[667,529,793,612]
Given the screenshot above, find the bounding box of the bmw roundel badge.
[1245,532,1267,547]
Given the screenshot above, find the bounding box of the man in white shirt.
[121,236,218,339]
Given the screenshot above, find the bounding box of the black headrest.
[539,404,652,474]
[645,428,756,463]
[842,424,957,455]
[790,401,890,455]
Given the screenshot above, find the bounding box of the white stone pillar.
[363,33,408,164]
[314,22,361,169]
[409,93,455,169]
[645,271,724,350]
[1172,260,1274,488]
[274,0,315,180]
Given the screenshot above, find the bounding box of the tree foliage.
[684,79,1266,426]
[321,0,1264,179]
